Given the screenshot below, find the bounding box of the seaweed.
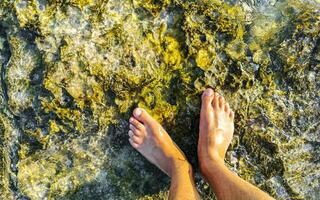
[0,0,319,199]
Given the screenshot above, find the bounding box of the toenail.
[133,108,142,117]
[128,130,133,137]
[204,89,213,96]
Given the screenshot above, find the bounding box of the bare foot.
[198,88,234,171]
[128,108,189,177]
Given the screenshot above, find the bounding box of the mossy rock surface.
[0,0,319,199]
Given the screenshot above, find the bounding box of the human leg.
[129,108,200,200]
[198,88,274,200]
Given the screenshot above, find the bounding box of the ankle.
[170,160,193,178]
[199,154,225,175]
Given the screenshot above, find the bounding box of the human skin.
[128,88,274,200]
[198,88,274,200]
[128,108,201,200]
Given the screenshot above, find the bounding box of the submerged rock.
[0,0,319,199]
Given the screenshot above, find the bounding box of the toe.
[129,125,144,137]
[129,138,139,149]
[129,124,137,132]
[131,135,143,145]
[229,111,235,120]
[225,103,230,113]
[129,117,145,131]
[133,129,143,137]
[200,89,215,123]
[128,130,134,137]
[219,96,225,109]
[201,88,214,109]
[133,108,153,124]
[213,92,220,109]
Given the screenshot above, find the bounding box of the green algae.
[0,0,319,199]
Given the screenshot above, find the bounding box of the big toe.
[201,88,214,121]
[133,108,153,124]
[202,88,214,107]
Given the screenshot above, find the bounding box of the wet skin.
[198,88,234,167]
[128,108,200,199]
[128,88,274,200]
[128,108,187,177]
[197,89,274,200]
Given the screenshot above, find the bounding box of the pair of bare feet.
[128,88,273,200]
[128,88,232,176]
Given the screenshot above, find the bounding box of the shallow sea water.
[0,0,319,199]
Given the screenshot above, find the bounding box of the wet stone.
[0,0,319,199]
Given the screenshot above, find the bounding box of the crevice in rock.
[0,22,31,200]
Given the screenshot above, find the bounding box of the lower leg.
[169,162,200,200]
[201,157,273,200]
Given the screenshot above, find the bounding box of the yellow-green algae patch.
[0,0,319,199]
